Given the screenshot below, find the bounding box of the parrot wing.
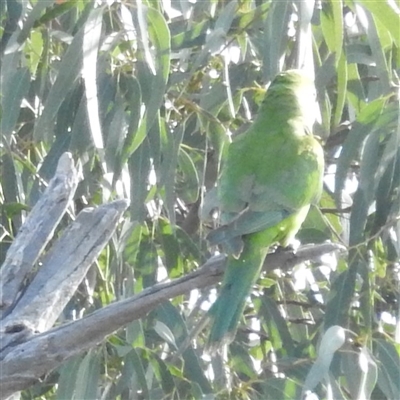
[206,208,291,256]
[208,124,323,255]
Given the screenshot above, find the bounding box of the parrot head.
[263,69,317,130]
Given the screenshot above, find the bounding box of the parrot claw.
[224,237,244,258]
[275,243,295,252]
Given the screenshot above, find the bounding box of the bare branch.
[0,242,345,397]
[3,200,129,331]
[0,153,80,315]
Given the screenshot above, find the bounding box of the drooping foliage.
[0,0,399,398]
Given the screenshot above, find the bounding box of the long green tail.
[207,231,273,351]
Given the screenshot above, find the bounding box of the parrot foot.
[274,243,297,254]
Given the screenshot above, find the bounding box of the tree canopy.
[1,0,399,399]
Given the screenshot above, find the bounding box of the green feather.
[207,70,324,350]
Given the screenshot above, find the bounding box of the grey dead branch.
[0,152,345,398]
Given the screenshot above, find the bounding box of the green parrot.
[206,69,325,350]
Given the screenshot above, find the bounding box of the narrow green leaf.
[321,0,344,63]
[374,127,400,231]
[0,67,30,142]
[69,94,92,152]
[126,319,145,348]
[83,5,104,149]
[56,356,82,400]
[154,320,178,349]
[177,147,200,204]
[235,1,270,30]
[159,218,183,277]
[1,202,30,219]
[375,339,400,399]
[187,1,237,76]
[34,0,80,28]
[33,26,85,141]
[334,54,347,127]
[151,355,175,395]
[160,122,185,224]
[2,0,22,40]
[324,257,358,329]
[360,0,400,47]
[74,350,101,400]
[262,0,291,79]
[123,5,170,157]
[153,303,212,393]
[171,19,209,50]
[303,326,346,394]
[332,0,344,62]
[128,139,151,222]
[1,153,22,229]
[3,0,43,52]
[105,95,128,174]
[120,74,142,157]
[260,294,295,356]
[136,0,156,75]
[364,10,391,97]
[26,29,44,75]
[37,132,71,181]
[335,96,387,206]
[120,221,143,266]
[349,130,380,245]
[346,63,366,114]
[214,0,237,34]
[229,343,258,379]
[126,349,150,399]
[136,238,158,288]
